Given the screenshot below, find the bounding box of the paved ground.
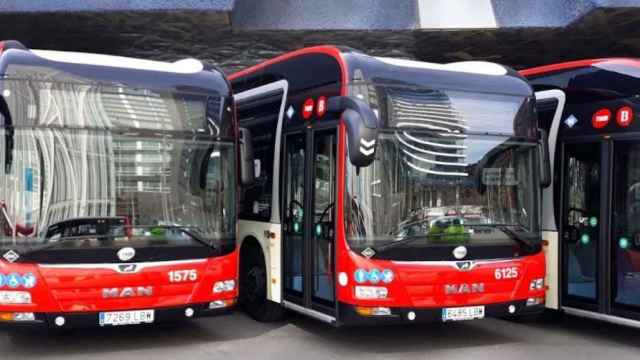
[0,311,639,360]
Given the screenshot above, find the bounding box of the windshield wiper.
[495,225,536,250]
[374,235,430,252]
[369,224,536,255]
[9,225,215,258]
[12,233,125,257]
[135,225,214,249]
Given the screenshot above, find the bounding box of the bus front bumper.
[0,302,235,329]
[337,299,545,326]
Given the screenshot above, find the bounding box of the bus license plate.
[99,310,155,326]
[442,306,485,322]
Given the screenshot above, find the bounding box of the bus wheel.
[240,245,283,322]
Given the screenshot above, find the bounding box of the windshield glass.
[345,84,539,259]
[0,80,235,254]
[345,132,538,253]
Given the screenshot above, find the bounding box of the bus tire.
[240,242,283,322]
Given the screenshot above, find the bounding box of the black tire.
[240,245,283,322]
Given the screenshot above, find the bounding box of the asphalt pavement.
[0,311,638,360]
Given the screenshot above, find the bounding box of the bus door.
[561,136,640,321]
[282,127,337,316]
[561,140,603,312]
[610,140,640,319]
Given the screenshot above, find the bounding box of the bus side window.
[238,109,278,221]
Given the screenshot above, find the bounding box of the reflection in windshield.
[0,80,235,249]
[345,86,537,251]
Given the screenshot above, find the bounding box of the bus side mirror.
[239,127,255,186]
[327,96,379,167]
[539,128,551,188]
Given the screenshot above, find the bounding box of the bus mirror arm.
[327,96,379,168]
[539,128,551,188]
[0,97,13,174]
[239,127,255,186]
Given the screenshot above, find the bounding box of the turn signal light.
[355,306,391,316]
[526,297,545,306]
[209,298,237,309]
[0,312,34,322]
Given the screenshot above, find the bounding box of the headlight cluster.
[0,272,37,289]
[213,280,236,293]
[0,290,32,304]
[529,278,544,291]
[354,268,394,284]
[355,286,388,300]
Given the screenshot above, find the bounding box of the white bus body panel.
[237,220,282,303]
[535,89,566,311]
[235,80,289,305]
[543,230,559,310]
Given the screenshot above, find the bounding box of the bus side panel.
[238,219,282,303]
[543,230,560,310]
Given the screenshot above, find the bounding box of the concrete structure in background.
[0,0,638,73]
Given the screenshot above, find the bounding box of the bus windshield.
[0,79,235,258]
[344,84,540,260]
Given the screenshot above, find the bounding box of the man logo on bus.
[103,286,153,298]
[444,283,485,295]
[455,261,474,271]
[118,264,138,273]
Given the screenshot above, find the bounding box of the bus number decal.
[168,270,198,283]
[494,267,518,280]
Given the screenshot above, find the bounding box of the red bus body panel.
[335,250,545,308]
[0,251,237,314]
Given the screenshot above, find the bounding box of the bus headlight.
[0,291,31,304]
[213,280,236,293]
[529,278,544,291]
[355,286,388,299]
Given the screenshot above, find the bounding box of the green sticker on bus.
[589,217,598,227]
[293,222,301,233]
[580,234,590,245]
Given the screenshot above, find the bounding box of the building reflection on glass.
[345,84,536,245]
[0,77,234,245]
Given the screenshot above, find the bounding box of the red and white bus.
[0,41,238,328]
[523,58,640,327]
[231,46,548,326]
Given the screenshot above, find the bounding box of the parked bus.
[0,41,238,328]
[230,46,548,326]
[523,58,640,327]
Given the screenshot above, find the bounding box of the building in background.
[0,0,638,73]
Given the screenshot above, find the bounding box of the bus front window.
[344,85,540,260]
[0,80,236,257]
